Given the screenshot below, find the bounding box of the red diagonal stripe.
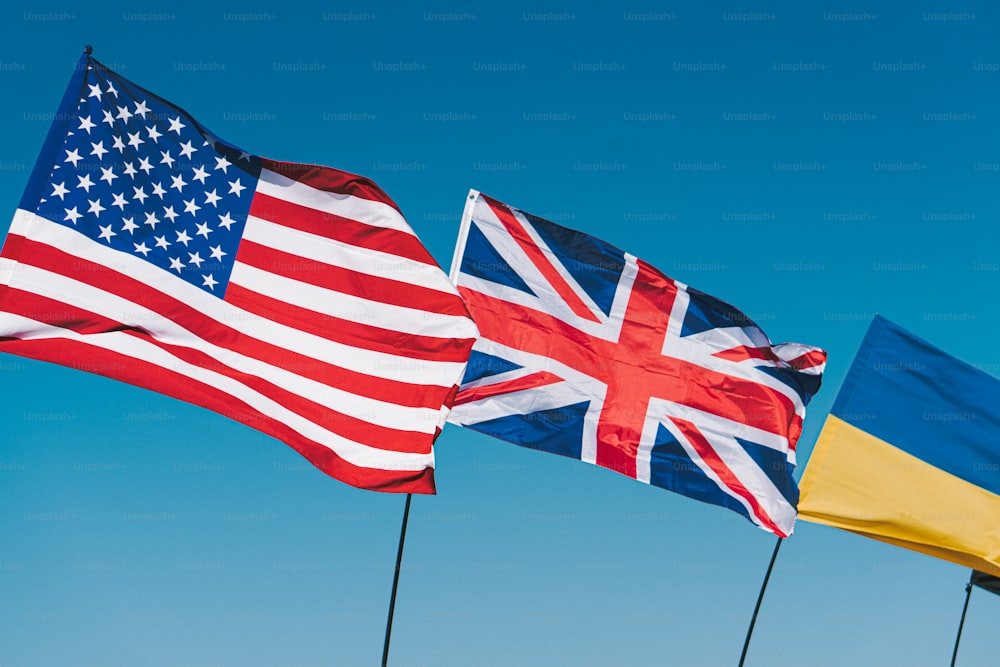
[670,416,786,537]
[482,194,602,324]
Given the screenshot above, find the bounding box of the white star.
[116,106,133,123]
[183,198,201,216]
[89,141,108,160]
[188,251,204,267]
[170,174,187,191]
[238,151,252,162]
[87,83,103,100]
[214,156,231,173]
[99,166,117,185]
[195,221,213,238]
[204,189,221,207]
[123,161,138,178]
[122,217,139,234]
[154,235,171,250]
[228,179,246,197]
[64,207,82,225]
[111,192,128,210]
[175,229,193,246]
[64,148,83,167]
[201,274,218,290]
[147,125,163,143]
[179,140,197,159]
[98,224,116,242]
[163,205,179,223]
[112,136,126,153]
[191,165,209,184]
[217,212,237,230]
[168,116,186,135]
[133,241,152,256]
[127,131,144,149]
[106,81,118,97]
[168,256,185,272]
[87,198,106,218]
[134,100,150,117]
[102,110,116,127]
[78,115,96,134]
[209,245,227,261]
[144,212,160,229]
[138,157,154,174]
[76,174,95,192]
[160,150,175,168]
[132,186,148,204]
[51,182,69,200]
[151,182,167,199]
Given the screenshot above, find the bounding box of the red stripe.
[225,282,475,364]
[249,191,434,266]
[453,371,563,406]
[235,239,469,317]
[481,194,602,324]
[262,158,402,211]
[1,288,434,453]
[0,335,434,493]
[11,237,462,408]
[670,416,786,537]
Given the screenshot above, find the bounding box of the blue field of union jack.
[448,190,826,537]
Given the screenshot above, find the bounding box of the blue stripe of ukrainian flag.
[798,315,1000,575]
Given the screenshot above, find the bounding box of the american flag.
[0,52,478,493]
[448,191,826,536]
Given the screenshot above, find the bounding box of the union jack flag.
[448,191,826,536]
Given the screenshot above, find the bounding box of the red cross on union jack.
[448,191,825,537]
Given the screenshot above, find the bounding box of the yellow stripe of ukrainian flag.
[799,415,1000,576]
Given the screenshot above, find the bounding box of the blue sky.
[3,1,1000,665]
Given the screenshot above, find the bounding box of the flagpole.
[381,493,413,667]
[737,536,783,667]
[950,571,975,667]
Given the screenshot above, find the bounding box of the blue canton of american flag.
[448,191,826,536]
[35,58,257,294]
[0,52,477,493]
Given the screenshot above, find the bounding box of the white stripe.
[634,404,663,484]
[6,211,468,386]
[3,261,442,433]
[0,312,432,472]
[257,167,415,236]
[242,214,462,296]
[231,262,474,339]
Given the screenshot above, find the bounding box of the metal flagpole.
[381,493,413,667]
[950,571,975,667]
[737,536,784,667]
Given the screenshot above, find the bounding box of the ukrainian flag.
[799,316,1000,575]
